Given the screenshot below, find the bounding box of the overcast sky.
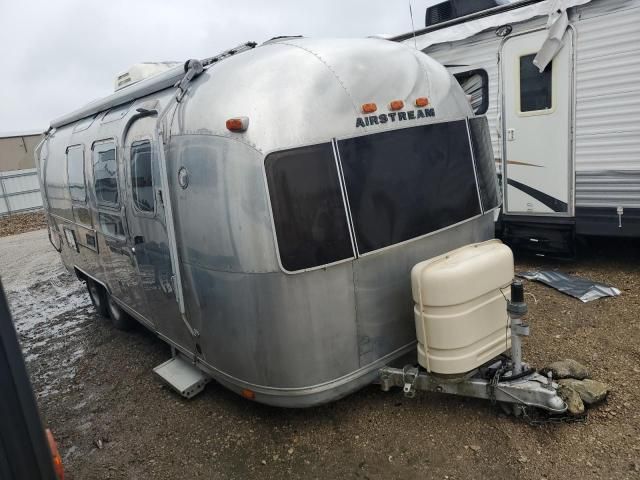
[0,0,440,133]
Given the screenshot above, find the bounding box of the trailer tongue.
[378,240,568,418]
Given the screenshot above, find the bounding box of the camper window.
[519,54,552,113]
[93,142,119,207]
[130,141,154,213]
[66,145,86,203]
[265,143,354,272]
[337,120,481,254]
[454,69,488,115]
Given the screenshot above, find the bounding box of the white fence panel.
[0,168,43,216]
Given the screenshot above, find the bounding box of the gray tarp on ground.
[518,271,621,303]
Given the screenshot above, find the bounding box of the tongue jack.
[508,280,529,376]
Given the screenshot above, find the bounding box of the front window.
[337,120,481,254]
[265,143,354,272]
[468,116,501,212]
[265,119,498,272]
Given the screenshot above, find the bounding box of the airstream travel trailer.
[36,37,567,414]
[393,0,640,255]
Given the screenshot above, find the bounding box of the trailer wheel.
[87,280,109,318]
[106,295,134,331]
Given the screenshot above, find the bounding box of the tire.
[87,280,109,318]
[106,294,134,331]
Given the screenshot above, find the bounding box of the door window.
[93,141,119,206]
[519,54,552,113]
[130,141,154,213]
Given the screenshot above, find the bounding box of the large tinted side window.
[337,121,481,254]
[468,117,501,212]
[93,142,119,206]
[265,143,354,272]
[519,54,552,112]
[131,141,154,212]
[66,145,86,202]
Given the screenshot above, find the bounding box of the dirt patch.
[0,211,46,237]
[3,231,640,479]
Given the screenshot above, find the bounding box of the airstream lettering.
[37,37,501,407]
[355,107,436,128]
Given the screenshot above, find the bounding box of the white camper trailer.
[394,0,640,255]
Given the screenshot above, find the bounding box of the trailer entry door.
[501,29,573,216]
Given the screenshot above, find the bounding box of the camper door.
[501,28,574,216]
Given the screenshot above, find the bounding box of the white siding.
[574,0,640,207]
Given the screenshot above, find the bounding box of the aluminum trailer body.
[37,37,500,407]
[395,0,640,254]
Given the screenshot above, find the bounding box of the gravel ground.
[2,229,640,479]
[0,210,47,237]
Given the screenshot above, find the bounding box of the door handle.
[134,235,145,245]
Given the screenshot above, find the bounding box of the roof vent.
[114,62,181,91]
[425,0,507,27]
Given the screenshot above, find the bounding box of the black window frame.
[518,53,553,114]
[454,68,489,115]
[130,139,156,215]
[92,139,120,209]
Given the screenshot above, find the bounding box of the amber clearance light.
[389,100,404,111]
[226,117,249,132]
[361,103,377,113]
[241,389,256,400]
[415,97,430,107]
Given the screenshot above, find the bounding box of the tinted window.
[265,143,354,271]
[520,54,552,112]
[337,121,481,254]
[94,143,119,206]
[468,117,501,212]
[131,141,154,212]
[454,69,488,115]
[66,146,86,202]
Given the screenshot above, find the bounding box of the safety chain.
[487,365,506,405]
[402,365,419,398]
[521,406,588,426]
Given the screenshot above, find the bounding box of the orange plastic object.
[46,429,64,480]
